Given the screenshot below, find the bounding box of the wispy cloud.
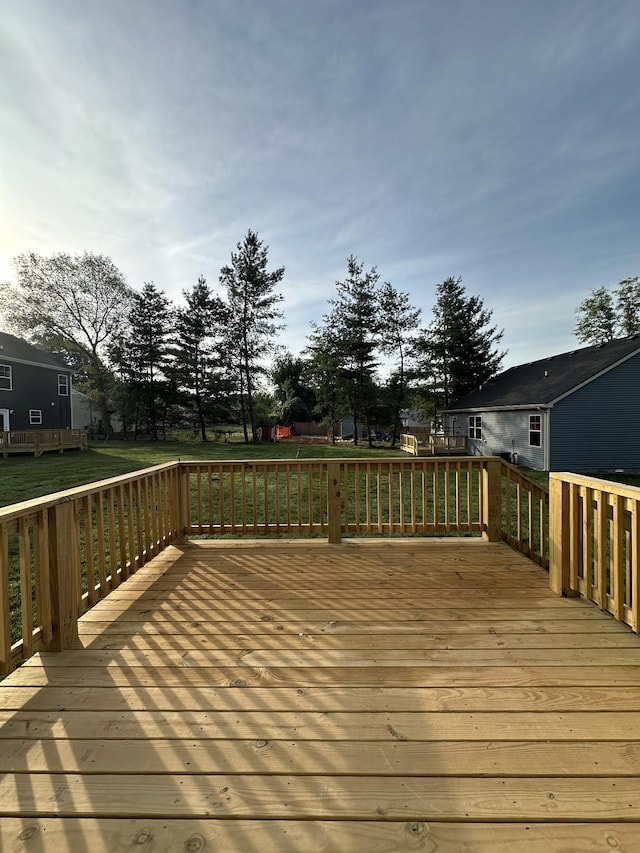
[1,0,639,366]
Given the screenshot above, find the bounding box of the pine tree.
[377,282,421,445]
[172,276,227,441]
[305,324,347,444]
[219,231,284,442]
[125,282,172,440]
[323,256,381,445]
[416,277,504,411]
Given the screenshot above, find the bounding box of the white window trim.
[468,415,482,440]
[529,414,542,448]
[0,364,12,391]
[58,374,69,396]
[29,409,43,425]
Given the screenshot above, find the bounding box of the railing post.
[549,474,571,596]
[327,462,342,544]
[175,464,189,545]
[46,499,80,651]
[482,459,502,542]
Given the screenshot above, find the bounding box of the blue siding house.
[442,336,640,472]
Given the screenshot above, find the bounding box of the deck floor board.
[2,537,640,851]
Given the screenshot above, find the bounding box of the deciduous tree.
[575,286,617,345]
[0,251,133,432]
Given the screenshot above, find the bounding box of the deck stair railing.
[13,457,640,682]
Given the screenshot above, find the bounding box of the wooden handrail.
[0,461,181,677]
[500,461,549,568]
[8,456,611,681]
[180,457,492,539]
[549,472,640,632]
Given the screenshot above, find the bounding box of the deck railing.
[0,428,87,456]
[8,457,634,681]
[501,462,549,568]
[430,434,469,454]
[549,472,640,632]
[0,462,181,676]
[399,433,419,455]
[399,432,469,456]
[182,457,496,540]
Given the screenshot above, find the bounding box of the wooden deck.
[1,537,640,851]
[0,428,87,457]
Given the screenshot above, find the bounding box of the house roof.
[444,335,640,412]
[0,331,70,371]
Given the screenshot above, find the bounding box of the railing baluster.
[84,496,96,606]
[18,517,33,660]
[117,485,128,581]
[107,488,118,587]
[0,522,11,677]
[631,498,640,632]
[582,487,593,600]
[35,508,52,644]
[612,493,625,622]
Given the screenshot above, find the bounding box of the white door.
[0,408,9,431]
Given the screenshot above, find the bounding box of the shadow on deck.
[1,538,640,851]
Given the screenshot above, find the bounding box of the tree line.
[574,277,640,345]
[0,231,505,444]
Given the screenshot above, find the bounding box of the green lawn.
[0,438,405,508]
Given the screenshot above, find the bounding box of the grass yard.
[0,438,405,508]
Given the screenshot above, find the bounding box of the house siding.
[549,352,640,471]
[0,361,73,431]
[446,410,546,468]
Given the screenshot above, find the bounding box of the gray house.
[0,332,73,431]
[443,335,640,472]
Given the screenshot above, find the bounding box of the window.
[29,409,42,425]
[58,374,69,396]
[0,364,12,391]
[468,415,482,440]
[529,414,541,447]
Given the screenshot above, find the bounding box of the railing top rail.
[501,460,549,496]
[0,460,181,523]
[550,471,640,501]
[181,455,489,466]
[0,454,509,525]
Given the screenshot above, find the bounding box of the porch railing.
[549,472,640,632]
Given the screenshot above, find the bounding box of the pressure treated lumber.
[2,537,640,851]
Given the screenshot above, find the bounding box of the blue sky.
[1,0,639,369]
